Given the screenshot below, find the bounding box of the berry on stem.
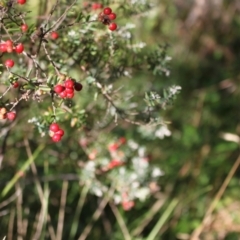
[54,84,65,94]
[103,7,112,15]
[21,24,28,32]
[74,82,83,91]
[15,43,24,54]
[52,133,62,142]
[109,13,116,20]
[92,3,103,10]
[56,129,64,136]
[65,87,74,94]
[64,79,75,88]
[51,31,59,40]
[59,90,67,98]
[6,112,16,121]
[0,43,7,53]
[66,92,74,99]
[12,82,19,88]
[5,59,15,68]
[49,123,60,132]
[17,0,26,4]
[0,108,7,114]
[109,22,117,31]
[5,40,13,53]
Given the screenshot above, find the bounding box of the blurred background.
[0,0,240,239]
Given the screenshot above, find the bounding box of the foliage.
[0,0,240,239]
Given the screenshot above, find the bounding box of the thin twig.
[109,202,132,240]
[16,183,23,240]
[7,208,15,240]
[78,184,115,240]
[69,183,90,239]
[56,181,69,240]
[190,153,240,240]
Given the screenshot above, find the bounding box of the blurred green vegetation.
[0,0,240,239]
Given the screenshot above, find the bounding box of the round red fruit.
[5,40,13,53]
[118,137,126,145]
[17,0,26,4]
[54,84,65,94]
[64,79,74,88]
[51,31,59,40]
[103,7,112,15]
[12,82,19,88]
[66,92,74,99]
[21,24,28,32]
[109,23,117,31]
[56,129,64,136]
[74,82,83,91]
[92,3,103,10]
[15,43,24,54]
[65,87,74,94]
[5,59,14,68]
[59,90,67,98]
[49,123,59,132]
[5,40,13,47]
[52,134,62,142]
[0,43,7,53]
[6,112,16,121]
[109,13,116,20]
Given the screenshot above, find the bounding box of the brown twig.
[56,180,69,240]
[78,184,115,240]
[190,153,240,240]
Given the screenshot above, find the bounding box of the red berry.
[5,40,13,53]
[6,112,16,121]
[52,133,62,142]
[109,13,116,20]
[109,22,117,31]
[103,7,112,15]
[92,3,103,10]
[5,59,15,68]
[5,40,13,47]
[118,137,126,145]
[65,88,74,94]
[56,129,64,136]
[54,84,65,94]
[64,79,74,88]
[17,0,26,4]
[108,143,119,152]
[21,24,28,32]
[59,90,67,98]
[15,43,24,54]
[108,159,123,169]
[0,43,7,53]
[122,200,135,211]
[49,123,59,132]
[51,31,59,40]
[66,92,74,99]
[12,82,19,88]
[74,82,83,91]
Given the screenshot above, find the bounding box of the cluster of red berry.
[49,123,65,142]
[108,137,127,152]
[54,78,83,99]
[98,7,118,31]
[107,159,123,169]
[0,107,16,121]
[0,40,24,68]
[104,137,127,170]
